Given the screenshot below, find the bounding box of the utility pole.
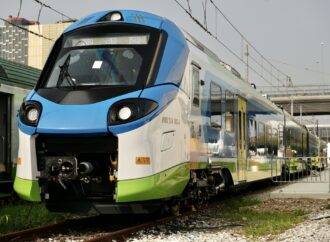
[321,42,325,86]
[244,44,249,83]
[291,96,293,116]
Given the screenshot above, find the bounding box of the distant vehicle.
[14,10,326,214]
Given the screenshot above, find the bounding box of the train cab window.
[257,122,265,155]
[38,24,164,96]
[210,82,222,129]
[225,90,234,133]
[192,67,200,107]
[248,118,257,155]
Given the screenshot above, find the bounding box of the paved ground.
[270,167,330,199]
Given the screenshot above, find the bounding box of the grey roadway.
[271,167,330,199]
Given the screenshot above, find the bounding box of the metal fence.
[271,157,330,185]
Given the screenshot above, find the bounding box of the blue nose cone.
[34,93,109,134]
[37,93,110,134]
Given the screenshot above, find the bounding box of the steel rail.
[86,215,179,242]
[0,211,191,242]
[0,216,99,242]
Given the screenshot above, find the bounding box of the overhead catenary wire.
[31,0,75,21]
[173,0,280,87]
[174,0,212,35]
[208,0,289,83]
[0,17,53,41]
[5,0,76,42]
[270,58,330,76]
[17,0,22,17]
[208,0,288,87]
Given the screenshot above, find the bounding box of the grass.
[218,197,305,238]
[0,201,75,235]
[326,204,330,210]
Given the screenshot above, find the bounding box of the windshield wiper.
[56,54,76,88]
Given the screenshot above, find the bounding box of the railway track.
[0,211,184,242]
[0,180,283,242]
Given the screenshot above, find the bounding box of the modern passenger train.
[14,10,327,214]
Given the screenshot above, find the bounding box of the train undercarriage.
[35,133,236,214]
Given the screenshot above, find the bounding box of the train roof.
[0,58,40,89]
[183,30,308,128]
[65,10,170,33]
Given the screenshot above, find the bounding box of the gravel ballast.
[128,198,330,242]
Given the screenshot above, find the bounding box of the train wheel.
[221,168,233,190]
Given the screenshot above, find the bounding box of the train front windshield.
[41,25,161,90]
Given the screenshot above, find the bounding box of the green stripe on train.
[14,177,41,202]
[116,163,190,202]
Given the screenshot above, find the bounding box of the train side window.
[192,67,200,107]
[273,128,278,156]
[243,112,246,142]
[278,124,284,148]
[266,125,272,155]
[238,111,242,139]
[210,82,222,129]
[257,122,265,155]
[225,90,234,132]
[248,118,257,155]
[286,128,291,147]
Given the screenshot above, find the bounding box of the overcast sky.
[1,0,329,87]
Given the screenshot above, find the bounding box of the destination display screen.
[64,33,150,47]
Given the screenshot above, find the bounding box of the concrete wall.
[28,23,71,69]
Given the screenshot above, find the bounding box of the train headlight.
[100,11,124,22]
[110,12,123,21]
[118,106,132,120]
[19,101,42,126]
[27,108,39,123]
[108,98,158,125]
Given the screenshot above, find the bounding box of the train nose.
[36,103,109,134]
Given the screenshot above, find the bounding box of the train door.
[189,62,205,162]
[237,96,247,182]
[0,93,10,178]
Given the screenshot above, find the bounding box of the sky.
[0,0,329,88]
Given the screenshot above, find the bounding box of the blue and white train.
[14,10,326,214]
